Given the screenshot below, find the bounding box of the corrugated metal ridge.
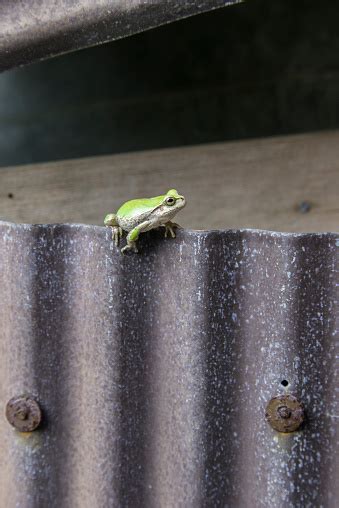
[0,221,337,507]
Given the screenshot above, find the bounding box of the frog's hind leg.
[104,213,123,246]
[121,220,152,254]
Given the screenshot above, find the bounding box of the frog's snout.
[178,196,186,207]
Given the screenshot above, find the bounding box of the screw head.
[277,405,292,419]
[298,201,312,214]
[265,394,304,433]
[6,395,42,432]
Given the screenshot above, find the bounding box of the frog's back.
[117,196,162,219]
[116,196,163,231]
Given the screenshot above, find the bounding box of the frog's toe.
[121,242,138,254]
[121,243,130,254]
[121,247,138,254]
[164,222,177,238]
[169,227,176,238]
[109,226,119,246]
[165,229,175,238]
[116,227,124,246]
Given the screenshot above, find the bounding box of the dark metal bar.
[0,0,241,72]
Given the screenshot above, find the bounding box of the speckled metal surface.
[0,221,337,507]
[0,0,241,72]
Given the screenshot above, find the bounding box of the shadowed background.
[0,0,338,232]
[1,0,339,168]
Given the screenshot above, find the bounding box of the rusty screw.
[265,394,304,433]
[277,405,292,419]
[6,395,42,432]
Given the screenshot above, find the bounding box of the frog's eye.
[165,196,176,206]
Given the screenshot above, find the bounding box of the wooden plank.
[0,131,338,232]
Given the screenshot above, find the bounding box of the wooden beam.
[0,131,338,232]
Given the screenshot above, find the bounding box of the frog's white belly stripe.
[117,211,150,231]
[117,209,177,232]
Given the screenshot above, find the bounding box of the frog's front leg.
[163,221,182,238]
[104,213,123,246]
[121,221,152,254]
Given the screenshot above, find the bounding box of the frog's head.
[161,189,186,211]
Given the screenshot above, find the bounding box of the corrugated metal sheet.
[0,0,240,72]
[0,221,337,507]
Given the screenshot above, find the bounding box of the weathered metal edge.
[0,0,242,72]
[0,220,337,237]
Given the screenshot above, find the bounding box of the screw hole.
[7,193,13,199]
[281,380,289,387]
[298,201,311,214]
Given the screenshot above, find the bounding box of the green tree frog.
[104,189,186,253]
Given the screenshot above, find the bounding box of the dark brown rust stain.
[6,395,42,432]
[265,394,305,433]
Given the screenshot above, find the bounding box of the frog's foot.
[163,221,182,238]
[104,214,123,246]
[121,241,138,254]
[109,226,123,246]
[120,222,152,254]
